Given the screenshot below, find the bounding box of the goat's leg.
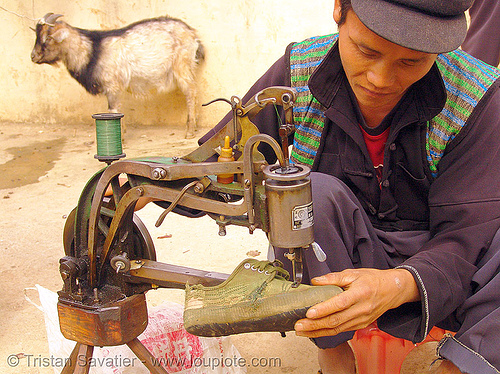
[107,92,121,113]
[106,94,126,138]
[176,79,198,139]
[185,90,197,139]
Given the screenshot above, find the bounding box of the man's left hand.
[294,268,420,338]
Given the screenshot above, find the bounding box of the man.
[201,0,500,372]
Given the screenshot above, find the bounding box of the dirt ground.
[0,120,437,374]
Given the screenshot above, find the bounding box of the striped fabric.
[289,34,500,176]
[428,50,500,175]
[290,35,336,165]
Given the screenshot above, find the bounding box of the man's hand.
[294,268,420,338]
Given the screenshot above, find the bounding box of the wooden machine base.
[57,294,169,374]
[58,294,148,347]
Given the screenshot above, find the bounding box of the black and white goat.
[31,13,204,138]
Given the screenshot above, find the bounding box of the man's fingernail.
[313,276,326,282]
[307,308,318,318]
[295,322,303,331]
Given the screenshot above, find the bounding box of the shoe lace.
[253,260,290,280]
[248,261,290,304]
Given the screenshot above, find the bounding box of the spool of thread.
[92,113,126,163]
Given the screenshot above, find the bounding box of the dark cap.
[350,0,474,53]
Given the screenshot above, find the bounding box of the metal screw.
[152,168,166,180]
[218,225,227,236]
[194,182,204,194]
[115,262,125,274]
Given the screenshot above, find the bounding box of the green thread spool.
[92,113,126,163]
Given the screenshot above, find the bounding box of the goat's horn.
[38,13,63,26]
[38,13,54,25]
[46,13,64,24]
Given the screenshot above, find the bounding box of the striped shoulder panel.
[427,50,500,176]
[290,34,337,165]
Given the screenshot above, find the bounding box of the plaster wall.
[0,0,337,130]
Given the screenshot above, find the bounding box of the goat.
[31,13,204,138]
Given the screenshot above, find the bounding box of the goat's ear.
[50,28,69,43]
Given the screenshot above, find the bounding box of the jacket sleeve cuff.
[377,264,430,343]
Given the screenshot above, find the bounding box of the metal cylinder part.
[263,164,314,248]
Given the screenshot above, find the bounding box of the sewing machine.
[57,86,316,374]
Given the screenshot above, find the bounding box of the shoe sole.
[185,305,312,337]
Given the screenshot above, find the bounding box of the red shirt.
[360,126,390,184]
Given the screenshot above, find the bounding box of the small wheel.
[110,253,131,273]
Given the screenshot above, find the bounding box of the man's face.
[334,4,437,124]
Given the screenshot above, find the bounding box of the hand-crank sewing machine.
[57,86,317,373]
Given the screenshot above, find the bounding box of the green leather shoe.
[183,259,342,337]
